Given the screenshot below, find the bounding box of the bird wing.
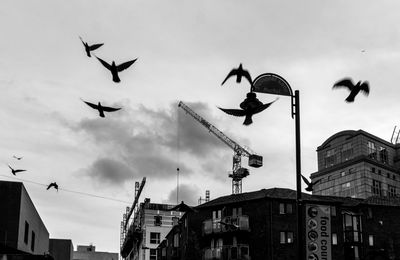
[89,43,104,51]
[96,56,112,70]
[8,165,13,171]
[218,107,246,117]
[82,100,99,110]
[241,70,253,86]
[14,169,26,173]
[221,69,237,85]
[252,98,278,114]
[312,178,321,186]
[332,78,354,91]
[301,174,311,186]
[102,106,122,112]
[360,81,370,95]
[117,59,137,72]
[79,36,86,46]
[46,184,53,190]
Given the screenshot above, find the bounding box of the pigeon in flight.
[8,165,26,175]
[13,155,23,160]
[46,182,59,191]
[332,78,370,103]
[81,99,121,118]
[301,174,321,192]
[79,37,104,57]
[219,92,277,125]
[95,56,137,83]
[221,63,253,87]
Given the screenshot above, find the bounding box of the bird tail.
[243,115,252,125]
[112,73,121,83]
[345,96,355,102]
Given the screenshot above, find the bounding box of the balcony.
[203,215,250,235]
[203,244,250,260]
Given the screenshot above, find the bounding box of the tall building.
[120,199,183,260]
[0,180,50,255]
[310,129,400,198]
[73,245,118,260]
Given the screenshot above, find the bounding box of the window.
[371,167,376,173]
[368,235,374,246]
[279,203,293,214]
[325,149,336,167]
[173,233,179,247]
[343,214,362,243]
[331,206,336,217]
[367,208,373,219]
[342,143,353,161]
[150,232,160,244]
[379,147,388,164]
[24,221,29,244]
[31,231,35,252]
[172,216,179,226]
[154,215,162,226]
[332,233,338,245]
[149,249,157,260]
[368,141,377,159]
[212,210,221,219]
[341,171,346,177]
[372,180,382,196]
[342,182,351,189]
[388,185,396,197]
[280,231,294,244]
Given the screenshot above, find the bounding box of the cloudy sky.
[2,0,400,253]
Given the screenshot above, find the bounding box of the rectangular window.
[367,208,373,219]
[279,203,293,214]
[150,232,160,244]
[331,206,336,217]
[369,235,374,246]
[31,231,35,252]
[325,149,336,167]
[372,180,382,196]
[388,185,396,197]
[342,143,353,161]
[149,249,157,260]
[280,231,294,244]
[154,215,162,226]
[379,147,388,163]
[332,233,338,245]
[24,221,29,244]
[172,216,179,226]
[368,141,377,159]
[173,233,179,247]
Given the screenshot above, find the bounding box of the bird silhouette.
[79,37,104,57]
[301,174,321,192]
[8,165,26,175]
[47,182,58,191]
[95,56,137,83]
[218,92,277,125]
[81,99,121,118]
[13,155,23,160]
[332,78,370,102]
[221,63,253,87]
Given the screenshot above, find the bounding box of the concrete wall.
[49,239,74,260]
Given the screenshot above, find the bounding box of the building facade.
[158,188,400,260]
[121,199,183,260]
[73,245,118,260]
[310,130,400,199]
[0,180,50,255]
[49,239,74,260]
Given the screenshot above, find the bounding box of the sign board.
[252,73,292,96]
[305,204,332,260]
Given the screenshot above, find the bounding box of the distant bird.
[221,63,253,87]
[79,37,104,57]
[332,78,370,102]
[13,155,23,160]
[219,92,277,125]
[8,165,26,175]
[46,182,58,191]
[301,174,321,192]
[81,99,121,118]
[95,56,137,83]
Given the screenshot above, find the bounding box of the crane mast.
[178,101,262,194]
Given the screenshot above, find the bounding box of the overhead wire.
[0,174,131,204]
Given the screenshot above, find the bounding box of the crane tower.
[178,101,262,194]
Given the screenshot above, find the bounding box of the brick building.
[310,129,400,198]
[158,188,400,260]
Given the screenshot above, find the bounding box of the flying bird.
[46,182,59,191]
[79,37,104,57]
[221,63,253,87]
[301,174,321,192]
[332,78,370,102]
[8,165,26,175]
[95,56,137,83]
[81,99,121,118]
[218,92,277,125]
[13,155,23,160]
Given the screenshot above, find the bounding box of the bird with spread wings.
[332,77,370,103]
[96,56,137,83]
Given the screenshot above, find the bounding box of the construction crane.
[178,101,263,194]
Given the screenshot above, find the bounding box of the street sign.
[252,73,292,96]
[305,204,332,260]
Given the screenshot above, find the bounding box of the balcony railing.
[203,215,250,235]
[203,244,250,260]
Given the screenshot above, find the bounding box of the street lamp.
[252,73,304,260]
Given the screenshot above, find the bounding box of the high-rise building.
[310,129,400,198]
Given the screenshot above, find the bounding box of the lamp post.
[252,73,304,260]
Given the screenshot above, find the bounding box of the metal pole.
[295,90,303,260]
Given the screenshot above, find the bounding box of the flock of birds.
[6,38,370,194]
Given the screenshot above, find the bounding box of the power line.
[0,174,131,204]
